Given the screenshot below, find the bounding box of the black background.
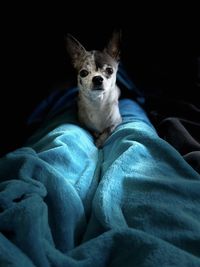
[0,5,199,156]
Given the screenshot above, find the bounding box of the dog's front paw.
[95,138,104,148]
[94,130,110,148]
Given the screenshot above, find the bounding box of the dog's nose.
[92,76,103,86]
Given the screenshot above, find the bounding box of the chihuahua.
[66,31,122,147]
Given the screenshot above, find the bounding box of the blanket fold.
[0,97,200,267]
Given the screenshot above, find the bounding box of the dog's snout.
[92,76,103,86]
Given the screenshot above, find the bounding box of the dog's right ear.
[65,34,87,69]
[104,30,121,61]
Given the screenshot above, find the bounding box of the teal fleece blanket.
[0,96,200,267]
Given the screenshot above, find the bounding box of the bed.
[0,66,200,267]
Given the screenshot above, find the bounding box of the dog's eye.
[105,67,113,75]
[79,69,89,78]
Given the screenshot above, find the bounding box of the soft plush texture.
[0,86,200,266]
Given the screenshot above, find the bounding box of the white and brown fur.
[66,31,122,147]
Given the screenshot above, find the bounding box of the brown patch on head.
[94,51,118,70]
[79,51,95,70]
[75,50,118,73]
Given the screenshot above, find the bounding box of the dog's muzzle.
[92,76,103,86]
[92,76,104,91]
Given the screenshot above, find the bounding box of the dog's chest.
[78,99,118,133]
[87,109,109,131]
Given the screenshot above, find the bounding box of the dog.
[65,31,122,147]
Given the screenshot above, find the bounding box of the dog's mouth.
[92,86,104,91]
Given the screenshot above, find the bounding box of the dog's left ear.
[65,34,87,69]
[104,30,121,61]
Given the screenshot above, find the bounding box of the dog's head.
[66,31,121,98]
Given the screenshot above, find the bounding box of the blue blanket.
[0,88,200,266]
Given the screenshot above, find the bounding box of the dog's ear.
[104,30,121,61]
[65,34,87,69]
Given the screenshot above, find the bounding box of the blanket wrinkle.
[159,118,200,153]
[184,151,200,173]
[0,190,53,267]
[1,97,200,266]
[0,233,36,267]
[145,96,200,174]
